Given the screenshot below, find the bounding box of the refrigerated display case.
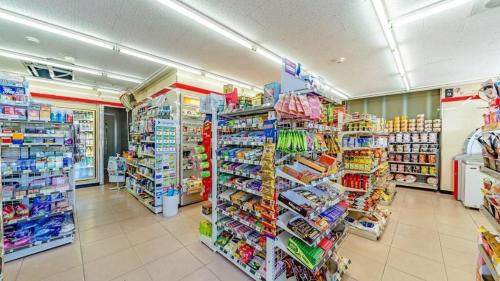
[73,109,97,185]
[180,93,205,206]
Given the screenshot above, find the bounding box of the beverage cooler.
[73,109,99,185]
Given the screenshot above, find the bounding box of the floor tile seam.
[82,249,144,281]
[79,229,125,247]
[81,237,133,265]
[383,264,428,281]
[396,221,440,233]
[440,244,478,257]
[10,258,25,281]
[436,225,450,281]
[389,242,444,263]
[186,241,214,266]
[34,264,84,281]
[142,246,201,281]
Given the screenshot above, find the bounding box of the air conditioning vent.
[23,62,74,81]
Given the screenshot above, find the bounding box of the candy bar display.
[126,95,178,214]
[387,130,440,190]
[1,118,76,261]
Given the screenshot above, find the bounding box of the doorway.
[104,107,129,183]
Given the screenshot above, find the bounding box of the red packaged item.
[318,238,334,253]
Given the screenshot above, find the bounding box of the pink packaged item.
[294,95,305,117]
[288,94,298,115]
[298,95,311,118]
[308,95,321,120]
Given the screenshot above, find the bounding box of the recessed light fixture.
[391,0,472,26]
[63,56,75,63]
[333,57,346,64]
[25,36,40,44]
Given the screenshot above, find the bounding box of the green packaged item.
[199,161,210,169]
[194,145,205,153]
[199,220,212,237]
[201,170,211,178]
[287,236,324,269]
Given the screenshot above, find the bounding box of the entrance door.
[104,107,128,183]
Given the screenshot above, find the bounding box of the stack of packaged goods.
[387,114,441,190]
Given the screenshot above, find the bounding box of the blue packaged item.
[264,82,281,105]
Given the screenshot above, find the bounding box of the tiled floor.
[3,186,489,281]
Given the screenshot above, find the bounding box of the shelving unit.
[1,120,76,261]
[126,95,178,214]
[387,131,440,191]
[339,115,392,240]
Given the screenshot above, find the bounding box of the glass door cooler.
[73,109,97,185]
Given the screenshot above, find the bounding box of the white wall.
[440,83,486,192]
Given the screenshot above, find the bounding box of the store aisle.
[3,186,485,281]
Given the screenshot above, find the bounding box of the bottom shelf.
[390,180,438,190]
[5,233,74,262]
[200,234,214,250]
[347,216,390,241]
[479,206,500,233]
[126,188,162,214]
[478,245,500,281]
[215,245,265,281]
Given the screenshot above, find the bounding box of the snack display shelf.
[480,166,500,180]
[142,188,154,197]
[340,130,385,135]
[390,171,437,176]
[218,209,262,233]
[341,146,385,151]
[277,196,342,221]
[478,245,500,281]
[5,233,74,262]
[136,172,154,181]
[218,156,261,165]
[275,226,347,273]
[388,161,437,166]
[137,163,155,170]
[219,124,264,131]
[389,141,439,145]
[389,180,437,190]
[343,163,384,175]
[219,199,261,218]
[219,169,261,180]
[389,151,438,155]
[126,188,162,213]
[275,167,339,188]
[3,186,71,201]
[276,210,347,247]
[480,206,500,232]
[140,140,155,143]
[218,140,265,146]
[0,133,65,138]
[140,153,155,158]
[126,171,138,180]
[344,186,373,193]
[218,182,262,197]
[215,245,265,281]
[217,224,264,251]
[219,104,274,118]
[379,190,397,206]
[4,208,73,226]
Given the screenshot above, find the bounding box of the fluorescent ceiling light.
[107,73,143,84]
[393,49,406,76]
[0,8,114,50]
[372,0,396,50]
[403,76,410,91]
[97,88,123,95]
[255,48,283,65]
[205,73,251,89]
[156,0,253,49]
[392,0,471,26]
[26,77,93,90]
[120,48,202,75]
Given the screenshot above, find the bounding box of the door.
[104,107,128,183]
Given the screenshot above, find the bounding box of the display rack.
[339,115,392,240]
[387,131,440,190]
[180,93,205,206]
[1,120,76,261]
[126,96,178,214]
[73,109,97,184]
